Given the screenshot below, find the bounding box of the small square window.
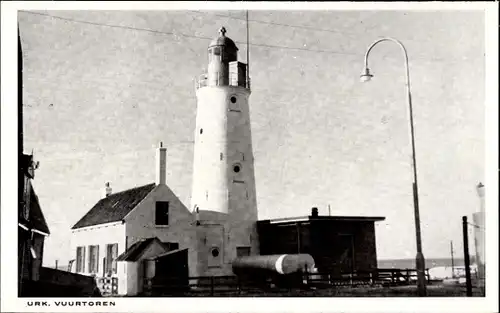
[236,247,251,257]
[155,201,169,226]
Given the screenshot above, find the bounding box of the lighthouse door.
[204,225,224,268]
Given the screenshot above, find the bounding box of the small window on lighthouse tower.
[233,164,241,173]
[228,95,241,112]
[211,248,220,257]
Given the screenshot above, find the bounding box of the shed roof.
[259,215,385,225]
[71,183,156,230]
[148,248,189,261]
[116,237,169,262]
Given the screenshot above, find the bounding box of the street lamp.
[360,37,427,296]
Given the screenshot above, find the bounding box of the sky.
[16,8,486,267]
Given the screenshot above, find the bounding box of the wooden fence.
[143,268,431,296]
[96,277,118,296]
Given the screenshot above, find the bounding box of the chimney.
[311,207,319,217]
[156,142,167,185]
[103,182,112,198]
[194,206,200,226]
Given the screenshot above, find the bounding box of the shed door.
[335,234,354,274]
[155,250,189,283]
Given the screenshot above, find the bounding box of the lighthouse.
[191,27,259,276]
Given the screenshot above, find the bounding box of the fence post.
[210,276,214,296]
[304,269,309,288]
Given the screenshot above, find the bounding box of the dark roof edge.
[259,215,386,224]
[106,182,156,197]
[71,220,125,230]
[70,182,156,230]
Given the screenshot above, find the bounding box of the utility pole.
[328,204,331,216]
[450,240,455,278]
[360,38,426,296]
[462,216,473,296]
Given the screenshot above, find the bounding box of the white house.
[70,143,198,296]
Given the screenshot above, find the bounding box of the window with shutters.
[105,243,118,275]
[76,246,85,273]
[155,201,169,226]
[88,245,99,274]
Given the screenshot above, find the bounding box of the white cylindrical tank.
[232,254,316,275]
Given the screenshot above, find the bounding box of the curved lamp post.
[360,38,427,296]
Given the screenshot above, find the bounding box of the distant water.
[378,256,477,269]
[47,258,478,272]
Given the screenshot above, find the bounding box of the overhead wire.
[192,10,389,38]
[17,10,475,64]
[25,143,196,163]
[18,10,480,165]
[467,222,485,231]
[18,10,357,57]
[18,11,483,234]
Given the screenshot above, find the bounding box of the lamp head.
[360,67,373,82]
[476,182,485,197]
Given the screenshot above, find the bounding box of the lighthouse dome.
[209,27,239,52]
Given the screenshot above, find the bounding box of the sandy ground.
[140,282,484,297]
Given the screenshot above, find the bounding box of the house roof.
[20,154,35,178]
[28,182,50,235]
[116,237,169,262]
[71,183,156,230]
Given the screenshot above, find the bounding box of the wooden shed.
[144,248,189,295]
[257,210,385,275]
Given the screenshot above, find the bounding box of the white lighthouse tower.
[191,27,259,276]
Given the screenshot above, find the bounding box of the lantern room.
[196,27,249,89]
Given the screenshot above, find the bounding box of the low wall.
[29,267,101,297]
